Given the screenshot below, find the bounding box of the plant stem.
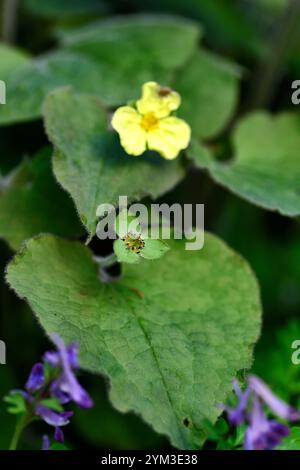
[9,413,30,450]
[93,253,117,269]
[247,0,300,110]
[2,0,19,44]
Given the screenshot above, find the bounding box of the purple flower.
[7,333,93,450]
[54,426,64,444]
[44,342,78,369]
[42,435,50,450]
[249,375,300,421]
[50,384,71,405]
[41,428,64,451]
[226,380,251,426]
[49,334,93,409]
[25,363,45,393]
[245,398,289,450]
[225,374,300,450]
[36,404,73,427]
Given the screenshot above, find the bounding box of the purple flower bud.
[67,343,79,368]
[36,404,73,427]
[50,334,93,409]
[249,375,300,421]
[54,426,64,444]
[42,435,50,450]
[44,343,78,369]
[44,351,60,367]
[245,398,289,450]
[25,363,45,393]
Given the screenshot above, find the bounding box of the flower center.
[122,232,145,254]
[140,112,159,131]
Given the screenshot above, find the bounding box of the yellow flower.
[111,81,191,160]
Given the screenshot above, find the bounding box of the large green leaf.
[6,233,261,449]
[175,50,240,139]
[189,112,300,216]
[0,16,200,125]
[0,51,113,125]
[43,88,185,236]
[60,15,200,106]
[0,149,83,250]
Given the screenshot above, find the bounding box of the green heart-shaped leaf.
[43,88,185,236]
[6,233,261,449]
[0,51,113,125]
[0,16,200,125]
[189,112,300,216]
[60,14,200,106]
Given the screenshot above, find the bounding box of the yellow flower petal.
[136,81,181,119]
[146,116,191,160]
[111,106,147,156]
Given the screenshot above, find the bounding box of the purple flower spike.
[226,380,251,426]
[36,404,73,427]
[51,334,93,409]
[42,435,50,451]
[249,375,300,421]
[245,398,289,450]
[54,426,64,444]
[9,333,93,449]
[44,343,78,369]
[25,363,45,393]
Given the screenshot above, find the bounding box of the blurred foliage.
[24,0,108,18]
[278,427,300,450]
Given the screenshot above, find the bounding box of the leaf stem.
[93,253,117,269]
[9,413,30,450]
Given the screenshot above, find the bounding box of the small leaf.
[114,239,140,264]
[6,233,261,449]
[141,239,169,260]
[189,112,300,216]
[4,391,27,415]
[43,88,185,237]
